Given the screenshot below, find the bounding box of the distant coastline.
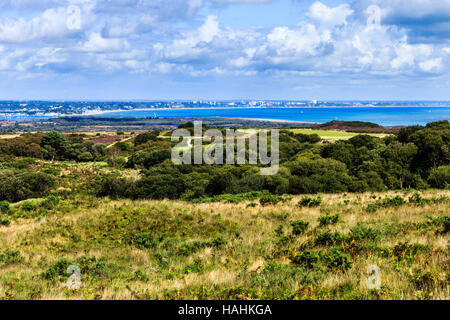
[81,105,450,115]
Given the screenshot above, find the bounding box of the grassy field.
[288,129,389,140]
[1,183,448,300]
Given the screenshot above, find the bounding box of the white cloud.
[419,58,443,73]
[0,0,449,81]
[82,33,130,53]
[307,1,353,28]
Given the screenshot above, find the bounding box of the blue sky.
[0,0,450,100]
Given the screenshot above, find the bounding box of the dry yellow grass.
[0,190,448,300]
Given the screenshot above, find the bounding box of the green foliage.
[291,220,309,236]
[298,196,322,208]
[0,170,55,203]
[408,192,430,206]
[0,249,23,265]
[0,200,10,213]
[42,195,60,209]
[107,155,127,168]
[184,259,205,274]
[392,242,430,261]
[318,213,340,226]
[0,217,10,226]
[291,249,352,271]
[133,232,157,249]
[191,191,262,204]
[428,166,450,189]
[44,258,72,280]
[259,193,284,206]
[134,131,160,146]
[22,201,37,211]
[366,196,406,213]
[41,131,68,161]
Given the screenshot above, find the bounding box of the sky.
[0,0,450,100]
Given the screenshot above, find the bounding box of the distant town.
[1,100,449,119]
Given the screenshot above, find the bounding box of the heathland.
[0,120,448,300]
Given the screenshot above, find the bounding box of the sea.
[95,107,450,126]
[2,107,450,126]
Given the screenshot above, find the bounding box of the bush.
[133,232,157,249]
[107,156,127,168]
[291,220,309,236]
[408,192,431,206]
[365,196,406,213]
[0,217,10,226]
[78,152,94,162]
[0,250,24,265]
[428,166,450,188]
[322,249,352,270]
[0,201,10,214]
[318,213,340,226]
[42,195,60,209]
[44,258,72,280]
[0,170,55,203]
[97,176,132,199]
[259,193,284,206]
[290,249,351,271]
[298,196,322,208]
[22,201,37,211]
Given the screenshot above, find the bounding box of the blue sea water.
[98,107,450,126]
[2,107,449,126]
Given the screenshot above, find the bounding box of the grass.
[0,189,448,300]
[288,129,389,140]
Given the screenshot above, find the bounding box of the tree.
[428,166,450,188]
[41,131,68,161]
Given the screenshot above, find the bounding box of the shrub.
[78,152,94,162]
[0,217,10,226]
[314,231,344,246]
[0,170,55,203]
[290,250,321,268]
[318,213,340,226]
[291,220,309,236]
[322,249,352,270]
[0,250,24,265]
[428,166,450,189]
[22,201,37,211]
[0,201,10,214]
[107,156,127,168]
[96,176,132,199]
[42,195,60,209]
[408,192,431,206]
[291,249,352,271]
[298,196,322,208]
[44,258,72,280]
[259,193,284,206]
[392,242,429,261]
[365,196,406,213]
[133,232,157,249]
[184,259,205,274]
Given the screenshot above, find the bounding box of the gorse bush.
[290,249,352,271]
[0,170,55,203]
[44,258,72,280]
[133,232,157,249]
[366,196,406,213]
[22,201,37,211]
[298,196,322,208]
[408,192,431,206]
[0,201,10,213]
[259,194,284,206]
[0,250,24,265]
[291,220,309,236]
[0,217,10,226]
[318,213,340,226]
